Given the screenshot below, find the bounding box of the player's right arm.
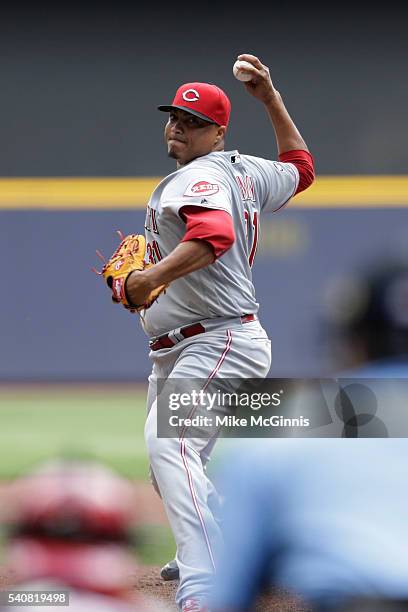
[237,53,314,200]
[237,53,309,154]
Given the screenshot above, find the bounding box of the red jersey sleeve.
[278,149,315,195]
[180,206,235,259]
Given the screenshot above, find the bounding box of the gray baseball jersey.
[142,150,299,338]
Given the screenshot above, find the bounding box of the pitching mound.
[133,566,309,611]
[0,565,308,611]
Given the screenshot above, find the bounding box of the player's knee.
[149,465,162,498]
[144,408,157,452]
[144,420,171,459]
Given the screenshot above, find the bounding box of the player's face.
[164,109,225,166]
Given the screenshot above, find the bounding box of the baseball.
[233,60,254,82]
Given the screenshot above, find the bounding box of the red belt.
[149,314,257,351]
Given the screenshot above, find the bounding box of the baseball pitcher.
[98,53,314,612]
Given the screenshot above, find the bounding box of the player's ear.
[215,125,226,145]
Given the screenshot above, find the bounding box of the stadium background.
[2,4,408,380]
[0,5,407,602]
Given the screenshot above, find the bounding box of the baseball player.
[3,459,170,612]
[105,53,314,612]
[210,439,408,611]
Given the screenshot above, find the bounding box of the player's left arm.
[125,208,235,306]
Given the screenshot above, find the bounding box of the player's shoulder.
[171,151,278,178]
[166,152,236,195]
[190,150,274,172]
[178,150,270,180]
[181,150,240,177]
[238,152,283,172]
[209,151,289,181]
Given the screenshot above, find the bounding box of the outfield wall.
[2,3,407,380]
[3,185,408,380]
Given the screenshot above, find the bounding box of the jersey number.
[146,240,163,264]
[244,210,259,267]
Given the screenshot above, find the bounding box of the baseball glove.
[93,232,167,312]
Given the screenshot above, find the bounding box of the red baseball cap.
[158,82,231,127]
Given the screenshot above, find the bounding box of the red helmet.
[5,459,138,596]
[6,459,136,539]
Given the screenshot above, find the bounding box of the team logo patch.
[182,89,199,102]
[184,181,220,197]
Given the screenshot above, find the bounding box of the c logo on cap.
[182,89,200,102]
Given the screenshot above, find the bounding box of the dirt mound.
[0,565,308,611]
[133,566,309,611]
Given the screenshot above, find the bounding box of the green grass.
[0,386,149,480]
[0,385,239,567]
[0,385,178,565]
[136,524,176,565]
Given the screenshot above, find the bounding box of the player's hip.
[148,313,267,352]
[148,314,271,379]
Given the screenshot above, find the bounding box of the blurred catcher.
[2,458,169,612]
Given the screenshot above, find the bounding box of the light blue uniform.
[211,438,408,610]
